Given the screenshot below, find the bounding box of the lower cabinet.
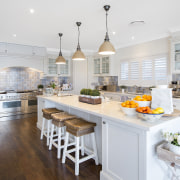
[101,119,140,180]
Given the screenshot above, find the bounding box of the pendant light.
[72,22,86,60]
[98,5,115,55]
[56,33,66,64]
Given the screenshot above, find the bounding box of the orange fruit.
[121,102,126,107]
[135,103,139,107]
[131,104,136,108]
[130,101,135,105]
[126,101,130,105]
[126,105,130,108]
[142,95,147,99]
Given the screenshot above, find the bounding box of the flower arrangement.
[162,131,180,146]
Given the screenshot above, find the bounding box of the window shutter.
[142,60,153,80]
[154,57,167,80]
[120,62,128,80]
[130,61,139,80]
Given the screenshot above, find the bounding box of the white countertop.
[38,95,179,131]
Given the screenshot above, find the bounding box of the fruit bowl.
[134,100,151,107]
[136,111,164,122]
[121,107,137,116]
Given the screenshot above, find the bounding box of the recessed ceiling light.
[29,8,35,14]
[131,36,135,40]
[130,20,145,25]
[112,32,116,35]
[13,34,17,37]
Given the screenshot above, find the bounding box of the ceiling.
[0,0,180,52]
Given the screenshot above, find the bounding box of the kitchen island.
[37,95,180,180]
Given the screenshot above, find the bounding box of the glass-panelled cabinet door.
[94,58,100,74]
[48,58,57,74]
[60,60,69,75]
[175,43,180,71]
[102,57,109,74]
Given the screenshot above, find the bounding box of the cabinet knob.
[103,121,106,124]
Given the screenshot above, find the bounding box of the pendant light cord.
[77,25,81,50]
[106,11,108,34]
[59,35,62,56]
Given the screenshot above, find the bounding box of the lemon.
[152,110,159,114]
[155,107,164,114]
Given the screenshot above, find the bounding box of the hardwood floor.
[0,116,101,180]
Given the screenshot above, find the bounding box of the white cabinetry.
[171,40,180,74]
[44,57,70,77]
[93,55,116,76]
[0,42,7,53]
[94,56,110,75]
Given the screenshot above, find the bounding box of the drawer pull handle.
[103,121,106,124]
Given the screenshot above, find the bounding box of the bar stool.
[40,108,63,146]
[49,112,76,159]
[62,118,99,176]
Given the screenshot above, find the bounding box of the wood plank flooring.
[0,116,101,180]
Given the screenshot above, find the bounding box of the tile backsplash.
[0,67,70,91]
[98,76,118,85]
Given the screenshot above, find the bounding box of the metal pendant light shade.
[56,33,66,64]
[98,5,115,55]
[72,22,86,61]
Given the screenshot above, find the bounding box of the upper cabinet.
[44,57,70,77]
[171,40,180,73]
[0,42,46,57]
[93,55,116,76]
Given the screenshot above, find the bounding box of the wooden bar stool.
[49,112,76,159]
[62,118,99,176]
[40,108,63,146]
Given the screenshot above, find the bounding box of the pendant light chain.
[60,35,62,55]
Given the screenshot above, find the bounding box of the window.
[154,57,167,80]
[130,62,139,80]
[142,60,153,80]
[120,63,128,80]
[119,55,168,86]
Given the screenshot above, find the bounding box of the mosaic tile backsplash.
[0,67,70,91]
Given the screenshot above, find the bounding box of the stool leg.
[49,124,54,150]
[91,132,99,165]
[47,120,51,146]
[40,118,45,140]
[75,137,80,176]
[57,127,62,159]
[62,132,69,163]
[81,136,84,156]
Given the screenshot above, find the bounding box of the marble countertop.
[38,95,180,131]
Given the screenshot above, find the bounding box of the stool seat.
[42,108,62,119]
[65,118,96,137]
[51,112,76,127]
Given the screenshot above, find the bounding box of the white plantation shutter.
[119,55,168,86]
[120,62,128,80]
[130,61,139,80]
[142,60,153,80]
[154,57,167,80]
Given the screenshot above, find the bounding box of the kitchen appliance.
[0,91,38,121]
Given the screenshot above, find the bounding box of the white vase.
[169,143,180,155]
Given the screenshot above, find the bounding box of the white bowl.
[134,100,151,107]
[121,107,136,116]
[136,111,164,122]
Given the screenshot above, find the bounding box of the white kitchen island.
[37,95,180,180]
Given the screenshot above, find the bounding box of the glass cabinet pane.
[60,60,69,75]
[102,57,109,74]
[94,58,100,74]
[48,58,57,74]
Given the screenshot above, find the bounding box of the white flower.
[177,135,180,145]
[174,134,178,140]
[168,135,174,143]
